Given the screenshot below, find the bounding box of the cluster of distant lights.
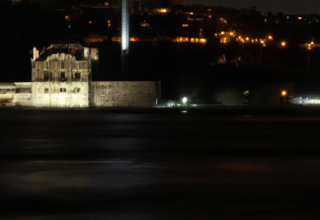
[215,31,288,47]
[175,37,207,44]
[303,41,318,50]
[160,97,196,108]
[304,99,320,104]
[295,97,320,104]
[67,14,317,48]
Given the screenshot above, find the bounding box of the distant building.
[0,44,161,108]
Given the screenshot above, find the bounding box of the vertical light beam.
[121,0,129,54]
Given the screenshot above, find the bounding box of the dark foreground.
[1,108,320,220]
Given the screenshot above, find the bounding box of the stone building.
[31,44,93,108]
[0,44,161,108]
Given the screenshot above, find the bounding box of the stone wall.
[32,82,89,108]
[91,81,160,107]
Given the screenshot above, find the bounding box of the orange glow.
[112,37,121,42]
[182,24,188,27]
[298,17,302,20]
[221,31,225,35]
[246,37,249,41]
[281,90,287,96]
[230,32,234,36]
[268,36,273,40]
[260,41,264,44]
[311,41,314,44]
[89,21,92,24]
[281,41,286,47]
[200,38,207,44]
[190,38,195,43]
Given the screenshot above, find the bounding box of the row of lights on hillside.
[217,31,288,47]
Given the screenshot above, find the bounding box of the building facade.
[0,44,160,108]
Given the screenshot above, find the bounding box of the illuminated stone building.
[0,44,161,108]
[30,44,94,108]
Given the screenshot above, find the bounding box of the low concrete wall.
[91,81,160,107]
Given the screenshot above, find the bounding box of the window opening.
[75,73,80,81]
[61,72,65,81]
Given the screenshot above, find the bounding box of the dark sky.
[185,0,319,14]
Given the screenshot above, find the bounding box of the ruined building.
[0,44,161,108]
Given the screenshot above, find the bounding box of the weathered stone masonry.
[0,44,160,108]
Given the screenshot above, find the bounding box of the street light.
[281,90,287,108]
[281,90,287,96]
[182,97,188,104]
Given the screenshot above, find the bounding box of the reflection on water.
[1,110,320,220]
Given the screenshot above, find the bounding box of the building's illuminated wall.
[121,0,130,53]
[31,52,91,108]
[32,82,89,108]
[32,53,91,82]
[91,81,160,107]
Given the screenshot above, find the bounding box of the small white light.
[182,97,188,104]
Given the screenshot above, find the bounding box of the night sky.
[185,0,319,14]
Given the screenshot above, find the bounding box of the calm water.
[1,108,320,220]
